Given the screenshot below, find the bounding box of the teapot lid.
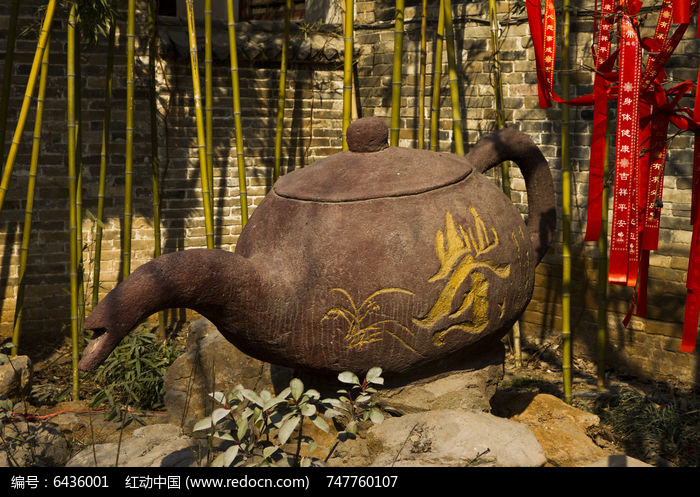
[273,117,472,202]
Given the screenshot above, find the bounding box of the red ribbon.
[584,0,617,242]
[681,61,700,352]
[526,0,552,109]
[674,0,691,23]
[609,16,642,287]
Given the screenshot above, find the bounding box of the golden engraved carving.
[323,207,513,352]
[414,207,511,346]
[322,287,422,355]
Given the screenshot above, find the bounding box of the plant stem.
[342,0,354,150]
[390,0,405,147]
[123,0,136,277]
[561,0,573,404]
[205,0,214,220]
[148,0,166,339]
[274,0,292,182]
[92,20,115,310]
[488,0,519,367]
[597,128,610,389]
[417,0,428,149]
[430,1,445,152]
[226,0,249,226]
[67,3,80,401]
[442,0,463,156]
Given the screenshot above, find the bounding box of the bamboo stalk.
[0,0,21,164]
[488,0,509,192]
[11,33,51,356]
[148,0,166,339]
[67,3,80,401]
[390,0,405,147]
[561,0,573,404]
[488,0,519,366]
[122,0,136,278]
[417,0,428,149]
[274,0,292,181]
[430,0,445,152]
[0,0,57,216]
[92,20,116,310]
[442,0,463,156]
[597,129,610,389]
[205,0,214,217]
[185,0,215,248]
[342,0,354,151]
[227,0,249,226]
[75,18,85,330]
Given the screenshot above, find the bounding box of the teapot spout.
[78,249,251,371]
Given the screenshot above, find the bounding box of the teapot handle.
[465,128,556,264]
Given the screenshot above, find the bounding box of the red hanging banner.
[609,16,642,286]
[681,61,700,353]
[584,0,617,242]
[673,0,691,23]
[526,0,552,109]
[543,0,557,96]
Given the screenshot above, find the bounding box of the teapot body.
[225,164,536,375]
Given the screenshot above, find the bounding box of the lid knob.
[346,117,389,153]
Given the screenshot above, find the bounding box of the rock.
[585,455,653,467]
[366,409,546,467]
[66,424,204,467]
[375,344,504,414]
[325,437,373,467]
[0,421,70,467]
[163,318,293,433]
[0,356,32,400]
[500,392,611,467]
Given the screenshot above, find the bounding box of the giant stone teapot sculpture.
[79,118,555,380]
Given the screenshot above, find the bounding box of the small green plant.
[194,367,386,467]
[325,367,385,442]
[88,326,181,417]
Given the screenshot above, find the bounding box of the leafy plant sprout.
[193,367,386,467]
